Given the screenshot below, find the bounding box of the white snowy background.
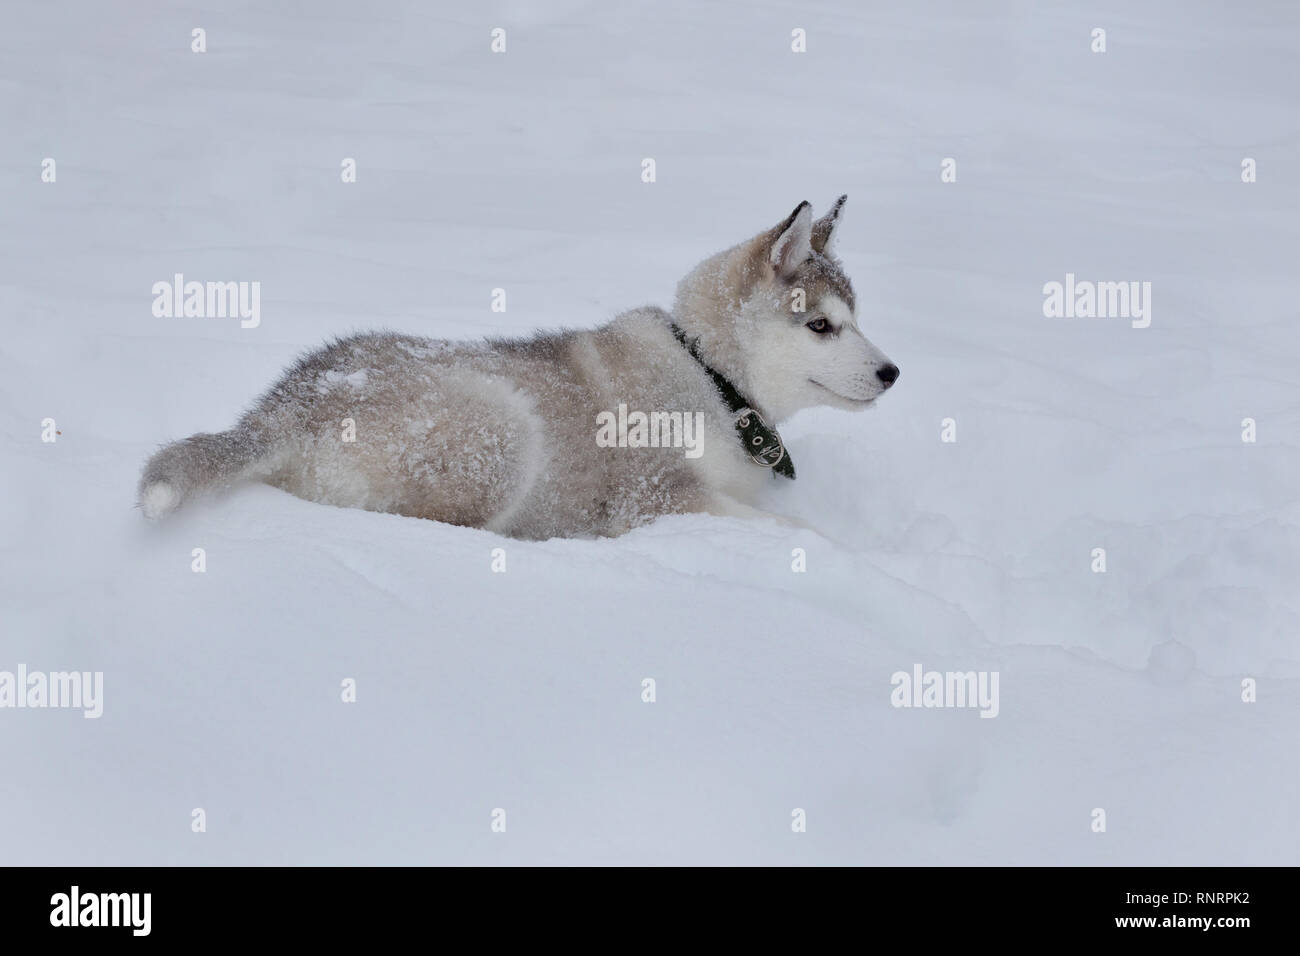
[1,0,1297,864]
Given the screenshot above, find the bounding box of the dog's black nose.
[877,363,900,387]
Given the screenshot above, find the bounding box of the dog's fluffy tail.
[137,428,272,519]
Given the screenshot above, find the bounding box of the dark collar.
[669,322,795,479]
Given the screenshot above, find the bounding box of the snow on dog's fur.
[138,198,899,538]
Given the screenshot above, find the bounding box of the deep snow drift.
[1,0,1297,864]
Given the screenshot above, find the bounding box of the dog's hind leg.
[385,372,550,534]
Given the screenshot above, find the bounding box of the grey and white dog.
[138,197,899,539]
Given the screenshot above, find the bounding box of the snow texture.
[1,0,1297,864]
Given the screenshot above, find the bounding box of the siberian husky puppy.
[138,197,898,538]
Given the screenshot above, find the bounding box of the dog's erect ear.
[811,194,847,255]
[767,201,813,279]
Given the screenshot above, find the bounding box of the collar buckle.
[734,407,786,469]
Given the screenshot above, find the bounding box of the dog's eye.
[806,317,831,334]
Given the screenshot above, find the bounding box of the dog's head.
[675,197,898,421]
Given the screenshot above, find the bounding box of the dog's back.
[139,311,731,537]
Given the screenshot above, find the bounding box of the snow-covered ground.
[1,0,1297,864]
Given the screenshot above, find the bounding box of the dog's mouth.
[808,379,876,404]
